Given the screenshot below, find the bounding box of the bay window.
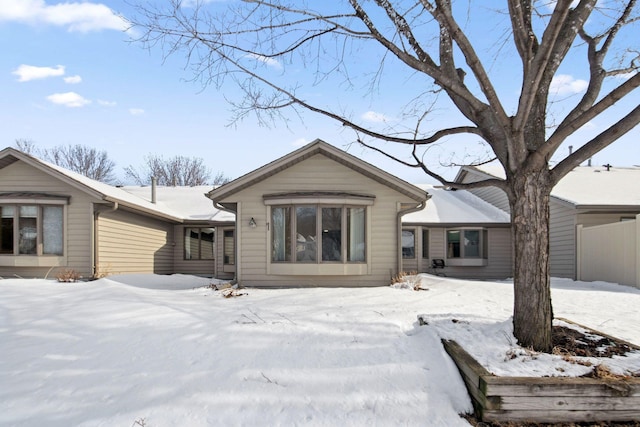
[0,204,64,256]
[271,204,366,264]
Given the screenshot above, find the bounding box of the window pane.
[296,206,317,262]
[464,230,480,257]
[42,206,63,255]
[184,228,200,260]
[322,207,342,261]
[19,206,37,255]
[0,206,14,254]
[447,230,461,258]
[483,229,488,259]
[422,229,429,259]
[200,228,215,260]
[272,207,291,262]
[223,230,235,265]
[402,229,415,259]
[347,207,365,262]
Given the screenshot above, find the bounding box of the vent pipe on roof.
[569,145,573,155]
[588,158,592,167]
[151,176,157,204]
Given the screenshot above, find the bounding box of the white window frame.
[0,199,67,267]
[445,228,489,267]
[265,196,372,276]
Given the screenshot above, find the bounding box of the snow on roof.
[471,163,640,207]
[31,158,187,221]
[551,166,640,207]
[403,184,510,224]
[121,185,235,222]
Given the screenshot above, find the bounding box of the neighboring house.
[0,142,513,285]
[455,164,640,283]
[0,148,233,280]
[401,184,511,280]
[207,140,512,287]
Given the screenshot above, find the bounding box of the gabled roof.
[207,139,428,203]
[459,163,640,209]
[0,147,187,222]
[402,184,510,225]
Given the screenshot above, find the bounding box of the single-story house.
[0,147,233,280]
[206,140,511,286]
[0,141,511,285]
[455,164,640,284]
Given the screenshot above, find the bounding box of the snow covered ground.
[1,274,639,427]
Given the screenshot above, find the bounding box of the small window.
[184,227,215,260]
[402,229,415,259]
[447,229,488,259]
[223,229,235,265]
[421,228,429,259]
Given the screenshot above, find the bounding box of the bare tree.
[133,0,640,351]
[14,141,116,183]
[124,154,229,186]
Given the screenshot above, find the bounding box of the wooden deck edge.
[442,338,640,422]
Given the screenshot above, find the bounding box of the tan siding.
[0,161,94,278]
[97,209,174,275]
[173,225,216,277]
[416,227,512,279]
[218,154,417,287]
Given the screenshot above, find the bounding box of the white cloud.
[64,75,82,84]
[361,111,390,123]
[0,0,128,32]
[129,108,145,116]
[13,64,65,82]
[97,99,117,107]
[246,53,283,70]
[291,138,309,147]
[550,74,588,96]
[46,92,90,108]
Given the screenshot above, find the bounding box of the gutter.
[93,201,118,278]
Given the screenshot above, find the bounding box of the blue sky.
[1,0,638,185]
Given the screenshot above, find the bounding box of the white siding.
[0,161,94,278]
[97,209,174,275]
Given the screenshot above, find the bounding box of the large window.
[0,204,64,256]
[272,205,366,263]
[447,229,488,259]
[184,227,214,260]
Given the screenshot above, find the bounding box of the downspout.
[396,199,428,279]
[212,201,238,283]
[93,201,119,278]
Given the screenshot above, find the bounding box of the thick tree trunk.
[509,170,554,352]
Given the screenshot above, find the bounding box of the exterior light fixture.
[249,217,257,228]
